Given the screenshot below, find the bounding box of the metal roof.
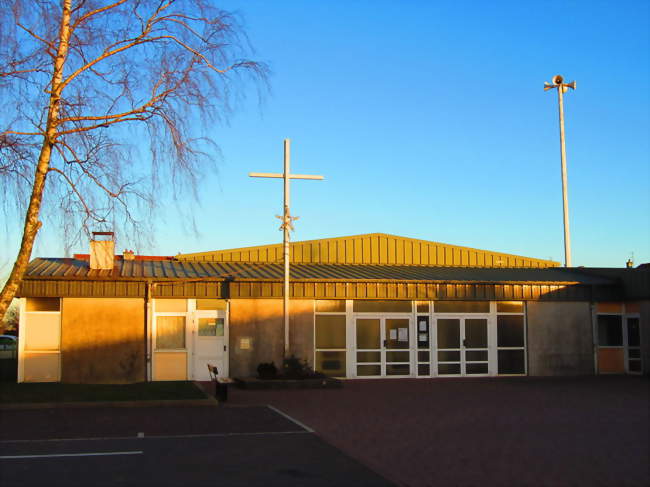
[175,233,560,268]
[24,258,614,285]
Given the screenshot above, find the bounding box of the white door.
[355,315,413,377]
[192,309,228,380]
[435,317,490,376]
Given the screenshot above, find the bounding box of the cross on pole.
[249,139,324,357]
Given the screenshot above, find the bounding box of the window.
[315,300,346,312]
[314,313,346,377]
[353,300,412,313]
[26,297,60,312]
[156,316,186,349]
[434,301,490,313]
[496,306,526,375]
[598,315,622,346]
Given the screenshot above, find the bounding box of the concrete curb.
[0,396,219,410]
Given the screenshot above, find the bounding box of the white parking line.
[0,430,312,444]
[267,405,315,433]
[1,451,143,460]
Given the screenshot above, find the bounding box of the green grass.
[0,381,208,404]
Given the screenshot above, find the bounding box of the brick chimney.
[90,231,115,270]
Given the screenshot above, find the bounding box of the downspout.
[590,284,598,375]
[145,281,153,381]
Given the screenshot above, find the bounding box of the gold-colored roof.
[176,233,559,268]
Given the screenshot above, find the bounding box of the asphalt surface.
[0,405,393,487]
[229,376,650,487]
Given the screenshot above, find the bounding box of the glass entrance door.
[436,317,489,376]
[355,316,412,377]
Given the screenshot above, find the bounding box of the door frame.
[353,314,414,378]
[191,305,229,379]
[433,314,494,377]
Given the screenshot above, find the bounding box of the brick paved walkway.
[227,376,649,487]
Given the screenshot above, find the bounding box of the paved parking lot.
[0,405,393,486]
[230,376,650,487]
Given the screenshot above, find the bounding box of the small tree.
[0,0,267,320]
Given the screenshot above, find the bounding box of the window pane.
[417,316,430,348]
[386,351,409,362]
[438,350,460,362]
[198,318,216,336]
[497,301,524,313]
[156,316,185,349]
[434,301,489,313]
[498,350,525,374]
[628,349,640,359]
[356,319,380,349]
[357,351,380,362]
[416,301,430,313]
[385,319,409,349]
[628,360,641,372]
[315,351,346,376]
[497,315,525,347]
[466,363,488,374]
[386,364,410,375]
[196,299,227,310]
[438,363,460,374]
[466,350,488,361]
[357,364,381,376]
[316,300,346,312]
[627,318,640,347]
[155,299,187,312]
[315,315,346,349]
[418,351,430,362]
[26,298,60,312]
[598,315,623,346]
[437,319,460,348]
[465,319,488,348]
[418,364,430,376]
[353,300,412,313]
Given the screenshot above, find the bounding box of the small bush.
[283,355,317,379]
[256,361,277,380]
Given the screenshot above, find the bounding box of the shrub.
[256,362,277,380]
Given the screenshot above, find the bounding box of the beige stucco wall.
[61,298,145,383]
[526,301,594,376]
[228,299,314,378]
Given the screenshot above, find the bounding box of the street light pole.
[249,139,324,357]
[545,74,576,267]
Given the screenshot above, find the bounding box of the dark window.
[434,301,490,313]
[627,318,640,347]
[498,350,525,374]
[598,315,623,346]
[497,315,525,347]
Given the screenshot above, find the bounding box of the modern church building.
[16,233,649,383]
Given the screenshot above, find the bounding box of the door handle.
[383,339,387,347]
[224,345,227,352]
[462,339,467,347]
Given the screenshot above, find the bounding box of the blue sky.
[3,0,649,269]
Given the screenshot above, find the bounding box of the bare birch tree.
[0,0,266,319]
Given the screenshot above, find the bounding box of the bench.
[206,364,234,402]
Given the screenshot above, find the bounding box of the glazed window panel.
[156,316,186,349]
[315,351,346,376]
[497,315,525,347]
[25,313,60,351]
[353,300,412,313]
[496,301,524,313]
[315,300,346,312]
[434,301,490,313]
[315,315,346,349]
[356,319,381,349]
[598,315,623,346]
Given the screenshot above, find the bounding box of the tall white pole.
[283,139,291,356]
[249,140,324,359]
[557,87,572,267]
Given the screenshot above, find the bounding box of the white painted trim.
[17,298,26,383]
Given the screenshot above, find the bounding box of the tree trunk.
[0,0,72,321]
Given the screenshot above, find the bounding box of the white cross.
[249,139,324,357]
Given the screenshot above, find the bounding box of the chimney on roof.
[90,231,115,270]
[123,250,135,261]
[626,258,634,268]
